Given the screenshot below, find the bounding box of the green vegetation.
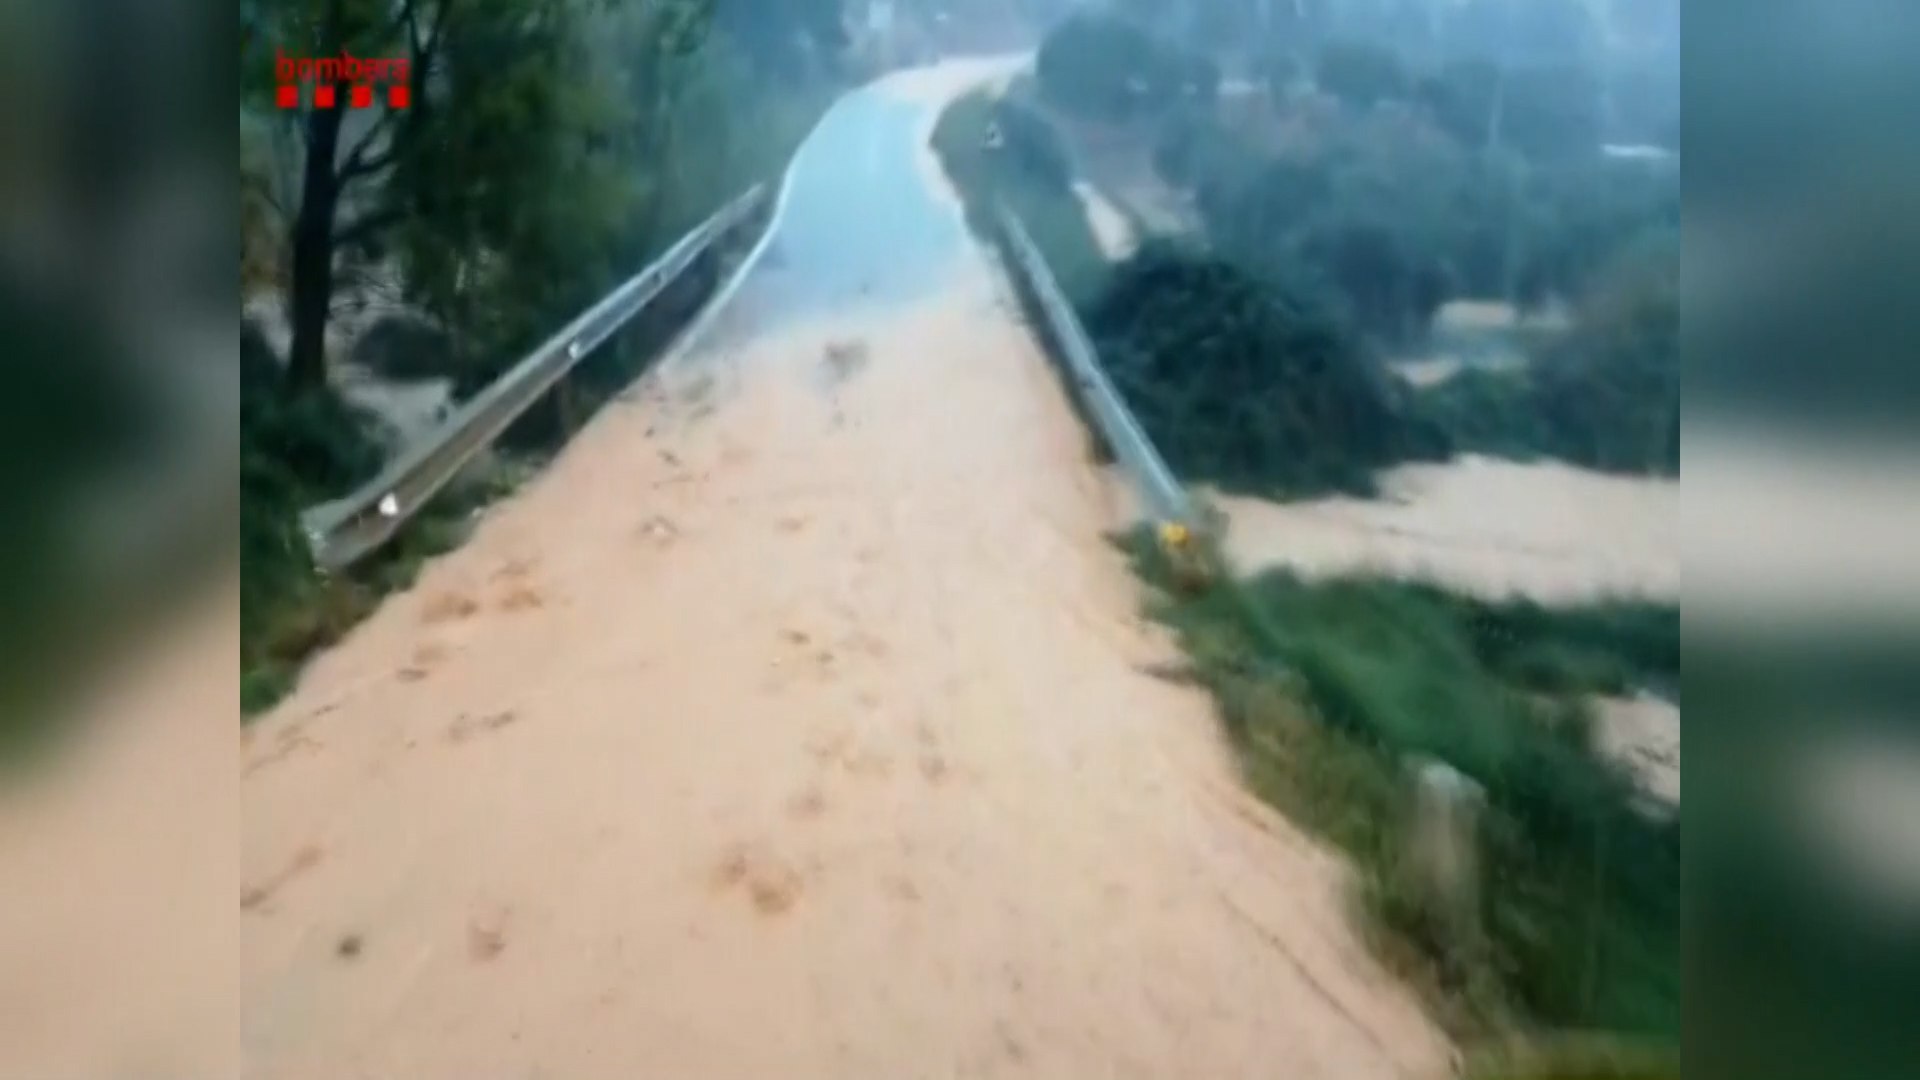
[239,323,528,717]
[1464,1037,1679,1080]
[1032,1,1677,345]
[238,0,842,715]
[1315,38,1412,113]
[1035,12,1217,122]
[1168,100,1677,344]
[1028,0,1679,482]
[931,89,1111,309]
[239,323,379,715]
[349,315,455,382]
[1031,2,1685,1054]
[1125,529,1680,1041]
[1089,243,1448,497]
[1423,237,1680,475]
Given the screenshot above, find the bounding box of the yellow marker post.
[1157,520,1213,593]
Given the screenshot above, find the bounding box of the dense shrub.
[995,98,1072,189]
[1502,63,1605,160]
[1152,106,1258,193]
[1314,38,1412,111]
[1524,239,1680,473]
[1424,236,1680,476]
[1090,244,1448,497]
[1036,12,1219,121]
[1415,59,1502,148]
[1256,49,1303,104]
[1289,211,1458,344]
[350,313,457,381]
[1415,56,1609,162]
[1164,67,1675,342]
[1168,48,1222,109]
[1036,13,1161,119]
[1169,100,1477,345]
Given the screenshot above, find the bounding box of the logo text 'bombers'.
[275,49,411,110]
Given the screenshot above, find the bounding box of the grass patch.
[240,446,529,721]
[1124,527,1679,1043]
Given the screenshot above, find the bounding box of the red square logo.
[276,83,298,109]
[388,83,410,109]
[314,84,336,109]
[350,84,373,109]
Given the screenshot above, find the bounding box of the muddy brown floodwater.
[240,61,1449,1080]
[1206,455,1679,606]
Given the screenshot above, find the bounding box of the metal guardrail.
[301,184,771,571]
[994,204,1195,529]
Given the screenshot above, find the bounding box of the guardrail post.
[556,375,581,438]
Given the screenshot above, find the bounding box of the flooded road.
[702,60,1012,332]
[240,60,1448,1079]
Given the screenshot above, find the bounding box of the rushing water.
[717,80,973,332]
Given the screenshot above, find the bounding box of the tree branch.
[337,111,401,183]
[334,207,405,248]
[243,163,284,217]
[404,0,426,58]
[334,0,451,190]
[409,0,455,72]
[340,143,400,185]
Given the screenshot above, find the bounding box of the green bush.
[1157,33,1675,343]
[995,98,1072,189]
[349,313,456,381]
[1036,12,1218,122]
[1315,38,1412,111]
[1422,237,1680,477]
[1152,106,1254,192]
[1088,244,1448,497]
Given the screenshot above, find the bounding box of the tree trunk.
[287,103,347,392]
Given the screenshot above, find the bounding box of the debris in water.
[823,340,869,383]
[639,514,680,547]
[1134,660,1201,686]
